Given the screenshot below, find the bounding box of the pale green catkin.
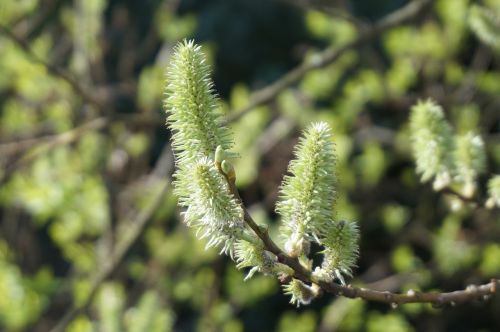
[314,220,359,285]
[409,99,454,190]
[164,41,253,258]
[277,122,359,285]
[486,175,500,209]
[454,132,486,197]
[276,122,337,257]
[165,42,360,307]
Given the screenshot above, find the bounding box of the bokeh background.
[1,0,500,331]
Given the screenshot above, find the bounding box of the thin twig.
[224,0,433,124]
[0,117,108,186]
[278,0,368,29]
[439,185,500,211]
[0,24,101,108]
[224,146,499,307]
[0,112,165,185]
[0,113,161,156]
[222,161,500,306]
[440,187,483,207]
[48,146,173,332]
[230,173,499,306]
[321,280,497,306]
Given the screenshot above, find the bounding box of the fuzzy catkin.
[165,42,361,306]
[276,122,337,257]
[454,132,486,197]
[315,220,359,285]
[164,41,249,257]
[276,122,359,284]
[178,158,248,256]
[486,175,500,209]
[164,40,234,167]
[409,99,454,190]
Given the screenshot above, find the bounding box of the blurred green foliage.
[0,0,499,331]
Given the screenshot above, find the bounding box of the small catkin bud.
[221,160,236,182]
[215,145,225,167]
[409,99,454,190]
[283,279,319,307]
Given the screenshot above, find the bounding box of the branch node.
[466,284,478,293]
[383,291,393,302]
[490,279,497,294]
[258,223,269,234]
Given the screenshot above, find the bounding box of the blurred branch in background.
[49,145,173,332]
[0,117,108,186]
[225,0,433,123]
[0,111,160,185]
[0,23,102,108]
[0,0,431,175]
[278,0,369,28]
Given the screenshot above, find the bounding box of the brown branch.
[440,187,483,207]
[317,280,498,307]
[219,153,499,307]
[221,159,499,306]
[224,0,433,124]
[219,165,312,281]
[230,174,497,307]
[237,181,498,305]
[0,112,163,186]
